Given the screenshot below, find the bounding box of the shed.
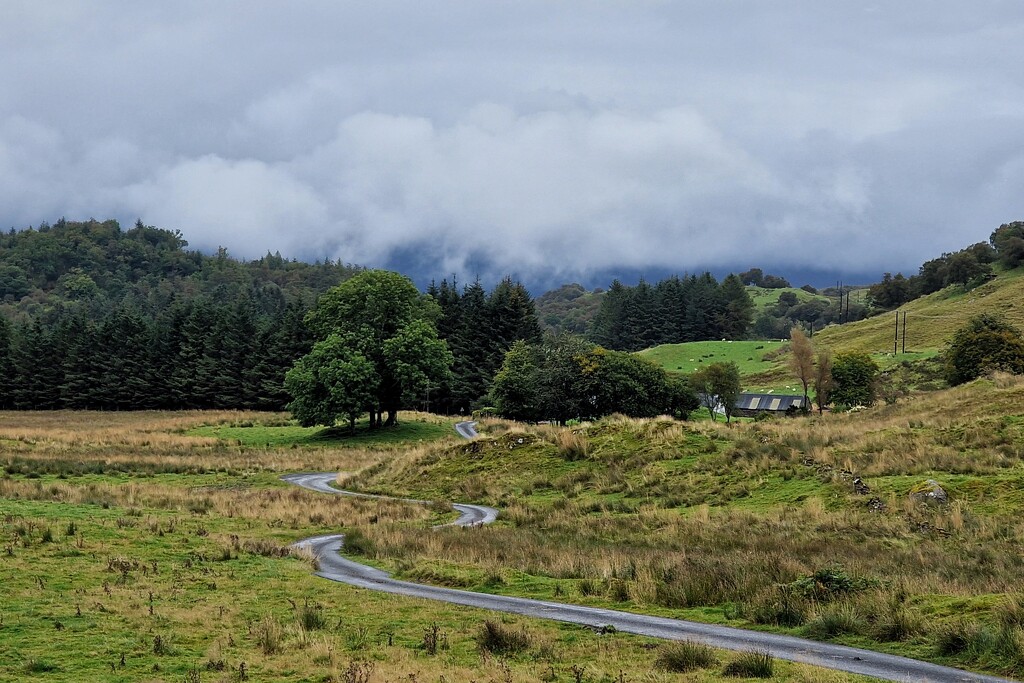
[733,392,806,417]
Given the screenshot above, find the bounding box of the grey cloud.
[2,1,1023,285]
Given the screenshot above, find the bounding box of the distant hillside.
[747,285,827,313]
[0,218,359,320]
[534,283,604,334]
[815,267,1024,355]
[637,270,1024,392]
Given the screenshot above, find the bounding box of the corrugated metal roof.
[735,393,805,411]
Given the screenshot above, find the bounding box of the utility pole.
[837,281,844,324]
[902,311,907,354]
[894,310,899,355]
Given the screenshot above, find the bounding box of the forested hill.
[0,218,359,320]
[0,219,543,415]
[0,219,361,411]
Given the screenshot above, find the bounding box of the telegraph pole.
[894,310,899,355]
[902,311,907,354]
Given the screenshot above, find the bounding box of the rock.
[852,477,870,495]
[866,496,886,512]
[909,479,948,505]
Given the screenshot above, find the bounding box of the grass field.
[188,414,455,448]
[0,409,878,682]
[5,374,1024,680]
[344,376,1024,679]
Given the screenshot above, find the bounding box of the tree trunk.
[384,408,397,427]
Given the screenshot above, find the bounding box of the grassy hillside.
[815,268,1024,355]
[639,340,789,384]
[346,375,1024,678]
[642,269,1024,391]
[746,285,831,313]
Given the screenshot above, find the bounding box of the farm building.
[733,392,806,417]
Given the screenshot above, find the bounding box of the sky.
[2,2,1023,290]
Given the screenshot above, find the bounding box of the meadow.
[344,376,1024,678]
[1,410,873,682]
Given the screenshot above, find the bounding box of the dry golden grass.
[0,477,433,530]
[0,409,400,475]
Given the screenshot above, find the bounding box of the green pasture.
[187,414,455,447]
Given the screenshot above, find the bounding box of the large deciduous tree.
[285,334,378,430]
[288,270,453,428]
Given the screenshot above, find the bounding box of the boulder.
[909,479,948,505]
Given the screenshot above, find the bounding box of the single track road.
[285,423,1015,683]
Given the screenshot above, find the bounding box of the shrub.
[555,430,589,461]
[945,314,1024,385]
[655,641,718,672]
[723,650,774,678]
[831,353,879,407]
[935,620,982,656]
[476,620,532,655]
[342,529,374,556]
[789,566,878,602]
[804,604,866,639]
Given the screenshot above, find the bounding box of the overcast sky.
[2,2,1023,288]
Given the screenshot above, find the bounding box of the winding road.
[286,422,1014,683]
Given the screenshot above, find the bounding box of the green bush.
[789,566,878,601]
[831,352,880,407]
[944,314,1024,386]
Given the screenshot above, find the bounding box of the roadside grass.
[0,497,867,683]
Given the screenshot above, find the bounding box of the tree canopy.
[830,352,879,408]
[490,335,696,424]
[944,314,1024,386]
[689,361,742,423]
[288,270,453,427]
[589,273,755,351]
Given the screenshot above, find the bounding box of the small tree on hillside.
[788,327,814,410]
[813,348,833,414]
[831,352,879,407]
[690,361,742,423]
[944,314,1024,386]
